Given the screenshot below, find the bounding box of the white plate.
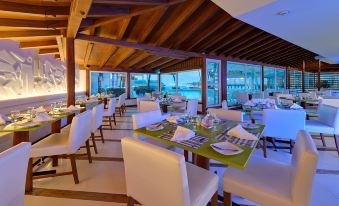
[146,124,164,131]
[210,142,243,155]
[241,122,260,129]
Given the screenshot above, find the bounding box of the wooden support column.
[302,60,305,92]
[85,69,90,96]
[202,57,207,113]
[66,38,75,106]
[126,72,131,99]
[318,61,321,91]
[286,67,290,89]
[261,65,264,91]
[221,60,227,101]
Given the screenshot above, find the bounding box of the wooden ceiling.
[0,0,318,72]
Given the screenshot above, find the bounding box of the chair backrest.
[91,103,104,133]
[117,93,125,107]
[186,99,198,116]
[290,130,318,206]
[136,96,149,112]
[222,100,228,110]
[139,101,160,113]
[317,104,339,134]
[276,94,294,105]
[262,109,306,140]
[107,98,117,116]
[68,110,92,153]
[145,93,152,99]
[0,142,31,206]
[132,110,163,129]
[121,138,190,206]
[208,108,243,122]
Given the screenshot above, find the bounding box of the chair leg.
[270,137,278,151]
[320,133,326,147]
[127,196,134,206]
[85,140,92,163]
[119,108,122,116]
[91,133,98,154]
[211,191,218,206]
[290,139,294,154]
[223,191,232,206]
[262,137,267,158]
[52,155,58,167]
[69,154,79,184]
[184,150,189,161]
[113,113,116,125]
[108,116,113,130]
[334,135,339,156]
[25,158,33,192]
[99,125,104,143]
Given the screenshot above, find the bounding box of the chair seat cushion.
[223,155,292,206]
[30,133,70,158]
[305,120,334,134]
[187,163,218,206]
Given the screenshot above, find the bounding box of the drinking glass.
[190,116,197,131]
[10,110,20,125]
[27,107,35,121]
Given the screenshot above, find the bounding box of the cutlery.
[211,144,239,152]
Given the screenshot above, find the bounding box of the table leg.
[196,155,210,170]
[13,131,29,145]
[25,158,33,193]
[67,113,75,125]
[161,105,168,113]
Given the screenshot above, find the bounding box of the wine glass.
[10,110,20,125]
[190,116,197,131]
[27,107,35,121]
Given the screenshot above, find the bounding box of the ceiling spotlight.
[277,10,290,16]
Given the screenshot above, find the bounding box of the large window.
[227,62,261,105]
[305,72,316,90]
[289,69,302,93]
[263,67,286,91]
[276,69,286,90]
[207,59,221,106]
[130,73,159,98]
[161,70,202,101]
[90,72,126,96]
[320,72,339,89]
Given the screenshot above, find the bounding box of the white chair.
[276,94,294,105]
[136,96,149,112]
[262,109,306,156]
[222,100,228,110]
[223,130,318,206]
[139,100,160,113]
[207,108,243,122]
[29,111,93,186]
[186,99,198,116]
[305,104,339,155]
[90,104,104,153]
[121,138,218,206]
[116,93,126,116]
[145,92,152,99]
[0,142,31,206]
[103,98,117,129]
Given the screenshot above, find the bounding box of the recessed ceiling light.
[277,10,290,16]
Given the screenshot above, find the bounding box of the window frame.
[89,71,127,96]
[206,58,222,107]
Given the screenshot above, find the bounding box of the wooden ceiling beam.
[149,58,174,71]
[225,34,271,56]
[151,0,204,46]
[180,13,229,51]
[268,51,314,65]
[110,48,135,69]
[0,1,69,17]
[255,45,301,62]
[128,52,151,68]
[165,1,218,49]
[93,0,168,5]
[161,59,182,69]
[0,30,61,38]
[39,48,59,55]
[135,56,162,69]
[67,0,92,38]
[88,4,129,17]
[238,39,283,59]
[232,36,278,57]
[84,42,94,67]
[143,57,171,71]
[99,46,118,68]
[0,19,68,29]
[20,40,57,49]
[76,34,202,59]
[86,0,186,29]
[208,26,255,53]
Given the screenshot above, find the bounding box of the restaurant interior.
[0,0,338,206]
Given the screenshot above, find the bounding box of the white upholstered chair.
[103,98,117,129]
[121,138,218,206]
[223,130,318,206]
[29,111,93,185]
[186,99,198,116]
[0,142,31,206]
[262,109,306,156]
[222,100,228,110]
[305,104,339,155]
[136,96,149,112]
[90,104,104,153]
[207,108,243,122]
[115,93,126,116]
[139,100,160,113]
[276,94,294,105]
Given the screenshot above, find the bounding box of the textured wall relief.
[0,44,81,100]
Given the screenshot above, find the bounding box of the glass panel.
[320,72,339,89]
[160,73,177,95]
[276,69,286,90]
[289,70,302,93]
[246,64,261,93]
[90,72,126,96]
[178,70,202,101]
[263,66,275,91]
[207,60,220,106]
[130,73,159,98]
[227,62,246,105]
[305,72,316,90]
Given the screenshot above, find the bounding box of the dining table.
[158,99,186,113]
[134,120,264,170]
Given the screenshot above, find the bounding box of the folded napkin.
[227,124,258,140]
[243,100,255,107]
[166,116,177,124]
[171,126,195,142]
[318,96,323,100]
[0,114,10,125]
[33,112,55,122]
[34,106,46,113]
[290,103,303,109]
[68,105,80,111]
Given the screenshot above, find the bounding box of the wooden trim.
[85,69,90,96]
[302,60,305,92]
[318,61,321,91]
[261,65,264,92]
[67,0,92,38]
[221,60,227,101]
[202,57,207,113]
[126,72,131,99]
[66,38,75,106]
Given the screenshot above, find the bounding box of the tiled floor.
[25,108,339,206]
